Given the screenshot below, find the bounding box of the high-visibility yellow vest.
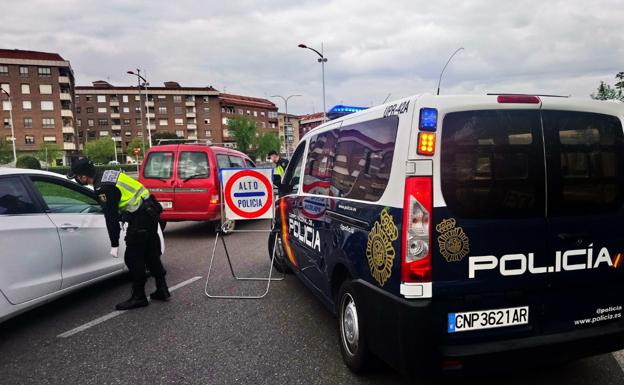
[275,164,285,177]
[101,170,149,213]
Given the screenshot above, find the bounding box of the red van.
[139,143,255,230]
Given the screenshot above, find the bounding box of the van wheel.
[159,221,167,231]
[268,231,292,274]
[337,280,372,373]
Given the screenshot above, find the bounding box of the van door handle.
[60,223,79,231]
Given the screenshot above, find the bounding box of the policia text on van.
[270,93,624,374]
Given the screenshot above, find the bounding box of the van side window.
[331,116,398,201]
[245,159,256,168]
[441,110,545,218]
[543,110,624,216]
[216,154,230,169]
[178,151,209,179]
[144,152,174,179]
[229,156,245,168]
[303,130,338,195]
[282,142,306,195]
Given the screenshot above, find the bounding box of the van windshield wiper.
[183,173,207,183]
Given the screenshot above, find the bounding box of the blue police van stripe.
[233,192,266,198]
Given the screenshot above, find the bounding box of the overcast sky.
[1,0,622,114]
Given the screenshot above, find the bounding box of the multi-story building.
[218,93,279,147]
[298,112,325,138]
[277,113,300,155]
[75,81,220,156]
[0,49,76,164]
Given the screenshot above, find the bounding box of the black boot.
[150,276,171,301]
[115,287,149,310]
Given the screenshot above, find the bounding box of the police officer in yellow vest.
[268,150,289,185]
[68,158,170,310]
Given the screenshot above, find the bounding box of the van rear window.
[441,110,546,219]
[144,152,174,179]
[178,151,209,180]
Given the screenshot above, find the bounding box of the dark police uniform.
[94,169,169,310]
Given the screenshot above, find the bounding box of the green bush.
[16,155,41,170]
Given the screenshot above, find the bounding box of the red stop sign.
[133,148,140,156]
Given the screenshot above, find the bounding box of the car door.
[29,175,125,289]
[174,150,213,214]
[540,108,624,332]
[142,149,176,210]
[0,175,62,304]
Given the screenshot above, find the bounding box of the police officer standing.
[268,150,288,185]
[68,158,170,310]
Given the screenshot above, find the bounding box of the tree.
[591,72,624,101]
[36,143,62,167]
[227,116,256,155]
[255,133,282,160]
[0,137,13,165]
[127,137,145,159]
[84,137,115,164]
[152,131,183,145]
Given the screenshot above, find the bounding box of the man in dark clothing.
[268,150,289,185]
[68,158,170,310]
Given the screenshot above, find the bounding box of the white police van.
[272,94,624,374]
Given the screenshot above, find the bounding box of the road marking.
[57,276,203,338]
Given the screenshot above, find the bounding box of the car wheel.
[159,221,167,231]
[268,230,292,274]
[337,280,372,373]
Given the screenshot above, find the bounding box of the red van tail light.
[401,177,432,283]
[497,95,540,104]
[210,194,220,204]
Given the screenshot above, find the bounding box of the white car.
[0,167,127,322]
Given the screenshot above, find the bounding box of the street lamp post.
[127,69,152,154]
[270,94,301,157]
[298,43,327,122]
[0,86,17,164]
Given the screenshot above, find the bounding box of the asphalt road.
[1,220,623,385]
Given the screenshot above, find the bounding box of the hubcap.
[340,293,359,356]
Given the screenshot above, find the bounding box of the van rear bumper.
[353,279,624,374]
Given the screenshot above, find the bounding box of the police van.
[271,94,624,373]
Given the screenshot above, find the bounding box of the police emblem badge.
[366,208,398,287]
[436,218,470,262]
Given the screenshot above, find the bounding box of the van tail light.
[401,177,432,283]
[497,95,540,104]
[210,194,220,204]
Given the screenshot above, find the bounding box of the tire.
[337,280,373,373]
[159,221,167,231]
[268,230,292,274]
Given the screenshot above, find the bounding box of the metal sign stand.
[204,169,283,299]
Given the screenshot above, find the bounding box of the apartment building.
[298,112,325,138]
[0,49,76,164]
[277,113,300,155]
[75,81,220,155]
[218,93,279,148]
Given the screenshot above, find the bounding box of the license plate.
[160,201,173,209]
[448,306,529,333]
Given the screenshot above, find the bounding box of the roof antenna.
[437,47,464,95]
[382,93,391,103]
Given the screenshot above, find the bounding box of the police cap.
[67,158,96,179]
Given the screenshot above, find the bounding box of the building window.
[85,95,92,102]
[261,122,266,128]
[205,130,212,137]
[44,136,57,143]
[25,135,35,144]
[135,106,141,113]
[37,67,51,77]
[202,96,210,102]
[121,95,128,103]
[24,118,33,128]
[20,84,30,94]
[19,66,28,76]
[77,119,82,127]
[246,110,251,115]
[99,131,109,137]
[23,101,32,111]
[122,119,130,126]
[157,95,166,100]
[223,117,230,125]
[41,101,53,111]
[270,123,276,129]
[174,106,183,114]
[176,130,184,137]
[3,118,10,128]
[135,118,142,126]
[0,83,8,93]
[261,111,265,117]
[253,111,258,117]
[0,66,8,75]
[88,119,94,127]
[122,107,130,113]
[42,118,55,128]
[238,109,243,115]
[76,107,81,113]
[159,119,168,126]
[98,107,107,113]
[39,84,52,94]
[2,101,11,111]
[175,118,183,126]
[158,106,167,114]
[268,111,278,119]
[98,119,108,126]
[97,95,106,103]
[86,107,94,113]
[204,118,211,125]
[173,95,182,103]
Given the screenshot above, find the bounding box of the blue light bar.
[327,105,368,120]
[419,108,438,131]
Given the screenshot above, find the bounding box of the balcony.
[146,113,155,119]
[63,143,76,150]
[146,101,154,107]
[111,125,121,131]
[112,137,122,142]
[110,101,119,107]
[61,109,73,118]
[110,113,120,119]
[185,101,195,107]
[62,126,75,134]
[60,92,72,101]
[58,76,70,84]
[186,112,196,118]
[146,124,156,130]
[187,135,198,140]
[187,124,197,129]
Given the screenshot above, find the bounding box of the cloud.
[0,0,622,114]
